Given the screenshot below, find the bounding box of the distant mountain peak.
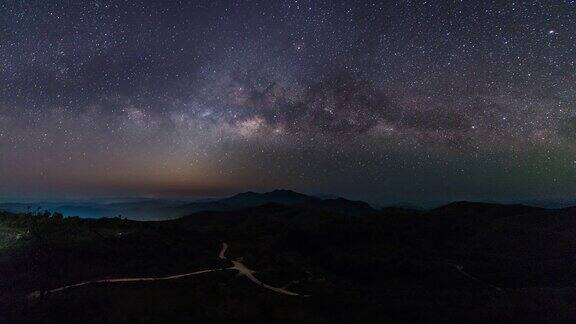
[230,191,259,198]
[231,189,311,199]
[221,189,317,207]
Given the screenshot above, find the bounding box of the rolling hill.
[1,193,576,322]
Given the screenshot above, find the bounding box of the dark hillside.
[1,201,576,323]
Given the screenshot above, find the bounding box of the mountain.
[313,193,341,200]
[0,190,372,220]
[170,190,376,219]
[214,189,319,206]
[301,197,375,215]
[426,201,545,222]
[2,193,562,221]
[2,200,576,322]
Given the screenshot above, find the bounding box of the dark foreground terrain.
[2,192,576,323]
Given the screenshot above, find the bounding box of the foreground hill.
[1,198,576,322]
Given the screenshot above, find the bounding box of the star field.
[1,0,576,205]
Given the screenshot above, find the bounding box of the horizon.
[2,188,576,211]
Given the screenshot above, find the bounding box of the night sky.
[1,1,576,205]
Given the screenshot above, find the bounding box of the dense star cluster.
[1,0,575,205]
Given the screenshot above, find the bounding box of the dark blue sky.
[1,1,575,205]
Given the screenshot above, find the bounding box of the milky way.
[1,1,575,205]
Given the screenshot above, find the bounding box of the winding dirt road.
[219,243,308,297]
[29,242,308,299]
[445,261,502,292]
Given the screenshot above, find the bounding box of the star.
[0,0,574,205]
